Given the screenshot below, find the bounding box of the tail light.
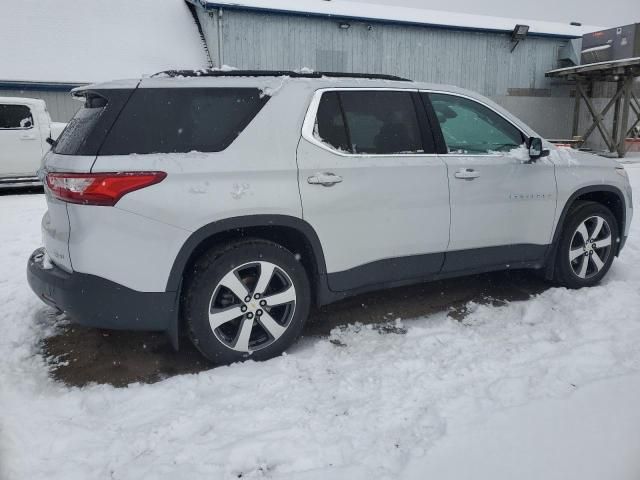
[46,172,167,206]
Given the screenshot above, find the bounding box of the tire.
[183,239,311,364]
[554,201,619,288]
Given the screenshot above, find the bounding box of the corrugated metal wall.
[0,89,80,122]
[224,11,564,96]
[196,8,575,137]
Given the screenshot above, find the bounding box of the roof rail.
[151,69,411,81]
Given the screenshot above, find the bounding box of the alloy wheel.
[208,261,297,352]
[569,215,612,279]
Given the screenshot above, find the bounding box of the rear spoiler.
[70,79,141,98]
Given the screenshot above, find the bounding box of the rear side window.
[54,93,108,155]
[99,88,269,155]
[427,93,524,154]
[313,91,427,155]
[0,104,33,129]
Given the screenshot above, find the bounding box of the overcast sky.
[364,0,640,29]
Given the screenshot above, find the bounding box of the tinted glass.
[314,92,349,152]
[99,88,269,155]
[339,91,423,154]
[54,94,107,155]
[0,104,33,129]
[428,93,523,154]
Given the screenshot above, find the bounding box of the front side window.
[99,88,269,155]
[428,93,524,154]
[0,104,33,129]
[313,90,428,155]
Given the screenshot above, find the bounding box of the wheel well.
[180,225,321,300]
[571,191,624,240]
[544,187,626,281]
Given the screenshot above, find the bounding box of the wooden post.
[628,92,640,138]
[611,79,623,143]
[617,76,633,157]
[577,82,620,151]
[572,83,581,138]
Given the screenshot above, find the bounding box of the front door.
[424,92,557,272]
[297,89,451,291]
[0,103,42,176]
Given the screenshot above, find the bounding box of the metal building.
[188,0,599,141]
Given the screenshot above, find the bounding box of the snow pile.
[405,374,640,480]
[1,168,640,479]
[0,0,209,83]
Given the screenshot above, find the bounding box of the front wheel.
[554,201,619,288]
[183,239,311,364]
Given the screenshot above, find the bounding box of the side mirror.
[46,136,57,147]
[528,137,549,161]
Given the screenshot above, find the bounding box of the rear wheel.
[183,239,311,364]
[554,201,618,288]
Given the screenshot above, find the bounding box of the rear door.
[0,103,43,176]
[297,89,450,291]
[423,92,557,272]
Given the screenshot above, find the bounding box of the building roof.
[0,0,209,85]
[191,0,601,38]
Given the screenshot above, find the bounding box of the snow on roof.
[192,0,601,38]
[0,0,209,84]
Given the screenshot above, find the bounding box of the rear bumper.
[27,247,178,332]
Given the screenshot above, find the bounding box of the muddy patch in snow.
[42,323,209,388]
[41,270,548,387]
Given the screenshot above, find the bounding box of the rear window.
[0,104,33,129]
[54,94,108,155]
[99,88,269,155]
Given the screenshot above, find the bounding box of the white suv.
[28,70,633,364]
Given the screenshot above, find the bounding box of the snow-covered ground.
[1,167,640,479]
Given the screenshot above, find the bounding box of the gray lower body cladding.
[27,248,177,333]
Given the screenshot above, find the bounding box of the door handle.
[454,168,480,180]
[307,172,343,186]
[20,134,36,140]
